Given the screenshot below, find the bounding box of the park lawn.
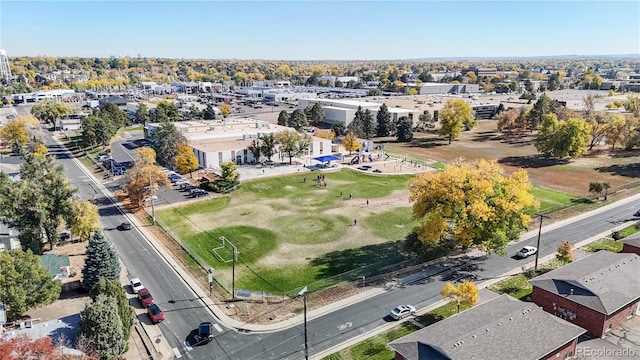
[585,238,623,253]
[157,169,415,293]
[530,185,584,214]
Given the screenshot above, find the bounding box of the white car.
[516,246,538,258]
[390,305,416,320]
[130,278,144,294]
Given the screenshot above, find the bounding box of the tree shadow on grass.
[595,163,640,178]
[310,241,404,278]
[498,155,570,169]
[406,137,447,149]
[470,131,500,142]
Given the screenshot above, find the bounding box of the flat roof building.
[298,98,418,126]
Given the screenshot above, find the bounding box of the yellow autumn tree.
[315,129,335,141]
[220,105,232,119]
[0,116,33,148]
[31,143,48,156]
[342,131,360,154]
[438,99,477,144]
[174,143,199,177]
[69,200,102,241]
[409,159,538,254]
[440,281,480,313]
[124,148,170,207]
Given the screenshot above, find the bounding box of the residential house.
[620,233,640,256]
[388,294,585,360]
[530,251,640,338]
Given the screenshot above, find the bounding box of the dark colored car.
[118,222,132,231]
[634,209,640,217]
[193,322,214,346]
[137,288,154,308]
[147,303,165,324]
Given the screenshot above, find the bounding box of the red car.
[147,303,165,324]
[137,288,154,308]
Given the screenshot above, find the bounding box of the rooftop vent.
[570,289,574,295]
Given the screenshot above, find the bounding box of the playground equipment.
[350,156,360,165]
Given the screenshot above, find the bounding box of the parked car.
[516,246,538,258]
[390,305,416,320]
[118,222,132,231]
[137,288,154,307]
[175,179,189,186]
[190,189,208,197]
[147,303,165,324]
[634,209,640,217]
[130,278,144,294]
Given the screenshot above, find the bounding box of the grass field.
[157,167,588,294]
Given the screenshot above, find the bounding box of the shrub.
[203,179,239,193]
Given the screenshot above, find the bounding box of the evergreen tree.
[309,103,325,124]
[277,110,289,126]
[149,120,187,166]
[362,109,374,139]
[416,110,435,131]
[376,104,392,137]
[331,121,347,136]
[348,106,365,138]
[82,231,121,291]
[288,109,308,130]
[77,294,126,359]
[90,279,134,344]
[396,117,414,142]
[135,103,150,125]
[260,133,277,161]
[528,94,554,130]
[203,104,217,120]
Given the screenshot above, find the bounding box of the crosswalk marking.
[213,323,223,332]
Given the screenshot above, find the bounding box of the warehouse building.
[297,98,418,126]
[418,83,480,95]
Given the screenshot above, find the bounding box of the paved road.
[47,128,640,359]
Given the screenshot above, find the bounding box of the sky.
[1,1,639,60]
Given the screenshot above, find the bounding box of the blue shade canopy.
[314,155,341,162]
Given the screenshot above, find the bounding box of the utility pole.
[534,214,549,271]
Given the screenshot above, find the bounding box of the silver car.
[390,305,416,320]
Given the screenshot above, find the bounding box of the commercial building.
[145,118,332,169]
[465,66,498,77]
[388,294,585,360]
[530,251,640,338]
[297,98,417,126]
[418,83,480,95]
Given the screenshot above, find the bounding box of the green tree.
[331,121,347,136]
[309,103,325,124]
[81,114,99,148]
[275,130,311,164]
[203,104,217,120]
[220,161,239,182]
[361,109,374,139]
[625,94,640,118]
[288,109,308,130]
[77,294,126,359]
[149,120,187,167]
[348,106,365,138]
[89,279,134,345]
[174,143,199,177]
[409,159,538,253]
[150,106,169,123]
[438,99,476,144]
[70,200,101,242]
[134,103,150,125]
[100,102,129,130]
[260,133,277,161]
[396,117,414,142]
[156,100,179,121]
[527,94,555,130]
[0,250,62,320]
[277,110,289,126]
[247,138,261,162]
[416,110,435,131]
[535,114,592,159]
[30,99,73,130]
[375,104,392,137]
[82,231,121,291]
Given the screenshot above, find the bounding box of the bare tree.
[583,93,596,119]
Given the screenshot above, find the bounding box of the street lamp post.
[298,286,309,360]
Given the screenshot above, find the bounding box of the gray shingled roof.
[529,251,640,315]
[388,294,585,360]
[620,233,640,249]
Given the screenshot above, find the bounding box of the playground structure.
[342,152,435,174]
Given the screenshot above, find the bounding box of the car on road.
[130,278,144,294]
[147,303,165,324]
[118,222,132,231]
[137,288,154,307]
[634,209,640,217]
[390,305,416,320]
[192,322,214,346]
[516,246,538,258]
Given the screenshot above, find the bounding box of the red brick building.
[530,251,640,338]
[388,294,585,360]
[621,233,640,256]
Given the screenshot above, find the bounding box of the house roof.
[388,294,585,360]
[39,254,70,277]
[620,233,640,249]
[529,251,640,315]
[99,96,129,105]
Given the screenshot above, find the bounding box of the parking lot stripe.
[213,323,223,332]
[173,347,183,358]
